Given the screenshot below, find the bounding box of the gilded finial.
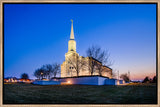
[71,19,73,23]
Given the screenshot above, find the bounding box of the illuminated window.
[69,67,74,69]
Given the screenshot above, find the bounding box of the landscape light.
[67,81,71,83]
[117,80,119,85]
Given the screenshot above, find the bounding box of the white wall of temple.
[61,62,66,77]
[61,55,112,78]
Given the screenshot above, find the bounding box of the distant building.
[61,20,112,78]
[4,77,33,83]
[19,79,33,83]
[4,77,18,83]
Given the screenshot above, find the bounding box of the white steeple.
[70,19,74,40]
[68,19,76,52]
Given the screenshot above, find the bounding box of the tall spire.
[68,19,76,52]
[70,19,74,40]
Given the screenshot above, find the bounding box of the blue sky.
[4,4,156,80]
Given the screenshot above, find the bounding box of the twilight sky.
[4,4,156,80]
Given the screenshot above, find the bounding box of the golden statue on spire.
[71,19,73,23]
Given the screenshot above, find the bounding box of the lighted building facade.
[61,20,112,78]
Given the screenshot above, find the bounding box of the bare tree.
[120,73,130,82]
[152,76,157,83]
[21,73,29,80]
[86,45,113,76]
[43,64,53,79]
[142,76,151,83]
[34,63,60,80]
[87,57,97,75]
[111,69,118,79]
[34,69,40,80]
[67,55,86,77]
[34,68,45,80]
[52,63,60,78]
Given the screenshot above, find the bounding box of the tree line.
[119,73,157,83]
[34,63,60,80]
[142,76,157,83]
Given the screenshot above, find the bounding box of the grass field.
[3,83,157,104]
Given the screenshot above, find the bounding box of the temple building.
[61,20,112,78]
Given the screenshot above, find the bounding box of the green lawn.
[3,83,157,104]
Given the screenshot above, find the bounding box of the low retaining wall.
[105,79,117,85]
[32,80,61,85]
[60,76,99,85]
[32,76,122,85]
[60,76,115,85]
[98,76,107,85]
